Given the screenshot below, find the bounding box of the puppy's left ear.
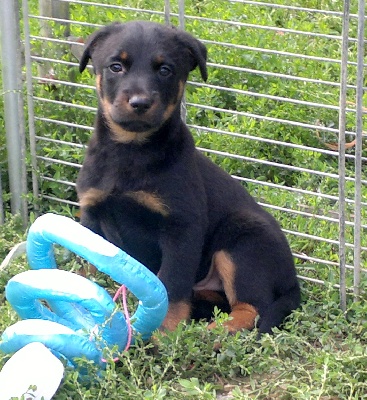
[79,29,107,73]
[178,31,208,82]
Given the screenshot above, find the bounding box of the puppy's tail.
[258,283,301,335]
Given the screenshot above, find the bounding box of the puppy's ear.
[189,39,208,82]
[79,23,123,73]
[79,29,105,73]
[177,30,208,82]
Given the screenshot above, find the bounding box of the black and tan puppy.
[77,21,300,334]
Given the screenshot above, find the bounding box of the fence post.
[164,0,171,24]
[0,0,28,225]
[0,173,4,224]
[37,0,70,79]
[177,0,187,123]
[338,0,351,312]
[353,0,365,300]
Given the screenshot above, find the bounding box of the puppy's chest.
[81,146,181,220]
[112,171,169,218]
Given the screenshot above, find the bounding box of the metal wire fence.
[0,0,366,306]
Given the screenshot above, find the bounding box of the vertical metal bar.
[164,0,171,25]
[338,0,351,312]
[178,0,185,30]
[0,172,4,224]
[0,0,28,224]
[178,0,187,122]
[22,0,40,212]
[353,0,365,299]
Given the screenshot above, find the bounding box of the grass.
[1,216,367,399]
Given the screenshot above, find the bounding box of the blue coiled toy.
[0,213,168,367]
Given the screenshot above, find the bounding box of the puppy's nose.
[129,95,153,113]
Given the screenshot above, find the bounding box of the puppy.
[77,21,300,334]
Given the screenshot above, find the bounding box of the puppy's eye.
[159,65,172,77]
[109,63,124,73]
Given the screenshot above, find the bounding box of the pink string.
[90,284,132,364]
[113,285,132,352]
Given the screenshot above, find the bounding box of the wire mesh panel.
[177,1,367,302]
[20,0,366,300]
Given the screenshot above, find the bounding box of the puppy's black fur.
[77,21,300,334]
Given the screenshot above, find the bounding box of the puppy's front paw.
[208,302,258,333]
[161,301,191,331]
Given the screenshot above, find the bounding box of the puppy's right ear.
[79,30,102,73]
[79,23,122,73]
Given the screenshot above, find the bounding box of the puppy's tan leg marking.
[125,190,169,216]
[208,302,257,332]
[79,188,108,208]
[208,250,259,332]
[193,289,227,303]
[212,250,237,305]
[161,301,191,331]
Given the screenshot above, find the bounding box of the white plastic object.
[0,342,64,400]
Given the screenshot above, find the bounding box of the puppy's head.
[80,21,207,143]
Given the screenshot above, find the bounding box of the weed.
[0,217,367,399]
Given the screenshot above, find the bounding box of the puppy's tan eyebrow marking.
[154,55,165,64]
[120,51,129,60]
